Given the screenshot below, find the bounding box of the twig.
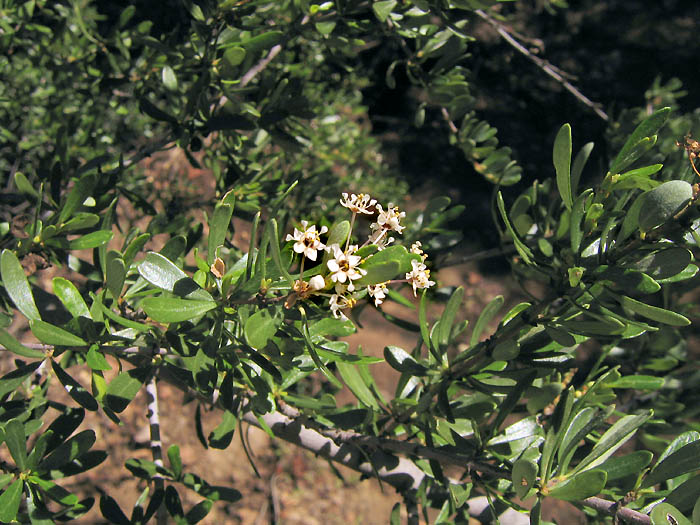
[582,497,651,525]
[145,375,167,525]
[474,9,609,122]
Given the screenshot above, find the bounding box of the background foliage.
[1,0,700,523]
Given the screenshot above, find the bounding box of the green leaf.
[141,297,217,323]
[628,248,693,281]
[185,499,213,524]
[597,450,653,481]
[58,173,98,224]
[162,65,177,91]
[419,290,432,355]
[105,368,149,413]
[614,294,690,327]
[616,192,646,245]
[51,360,98,411]
[4,419,27,470]
[437,286,464,349]
[497,192,533,264]
[665,475,700,513]
[168,445,183,479]
[208,196,234,265]
[650,503,691,525]
[553,123,573,210]
[354,261,399,287]
[0,328,45,358]
[309,317,356,338]
[138,252,213,301]
[223,46,246,67]
[244,306,283,350]
[336,361,380,410]
[31,320,87,346]
[28,476,79,506]
[268,219,293,286]
[1,249,41,321]
[513,458,538,499]
[53,277,91,319]
[38,429,96,471]
[0,479,23,522]
[299,307,342,388]
[573,411,652,474]
[372,0,397,21]
[571,142,594,194]
[644,441,700,488]
[547,469,607,501]
[611,107,670,174]
[321,221,350,264]
[68,230,114,250]
[60,212,100,232]
[14,171,39,199]
[105,251,126,299]
[607,375,665,390]
[86,346,111,371]
[638,180,693,232]
[470,295,503,347]
[384,346,428,376]
[595,266,660,295]
[208,410,237,449]
[570,189,593,255]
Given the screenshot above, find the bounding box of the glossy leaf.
[547,469,607,501]
[638,180,693,232]
[470,295,503,347]
[497,192,533,264]
[597,450,653,481]
[31,320,87,346]
[105,368,149,413]
[4,419,27,470]
[607,375,665,390]
[611,107,670,174]
[209,410,237,449]
[68,229,114,250]
[373,0,397,22]
[208,196,234,265]
[384,346,428,376]
[53,277,91,319]
[336,361,380,410]
[513,458,538,499]
[615,294,690,327]
[571,142,594,194]
[138,252,213,301]
[437,286,464,349]
[0,479,23,522]
[51,360,98,411]
[665,475,700,513]
[105,251,126,299]
[644,441,700,488]
[58,173,97,224]
[1,249,41,321]
[141,297,216,323]
[39,429,96,471]
[244,306,283,349]
[650,503,691,525]
[0,328,45,358]
[553,123,573,210]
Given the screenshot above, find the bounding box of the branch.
[582,497,651,525]
[474,9,609,122]
[145,375,167,525]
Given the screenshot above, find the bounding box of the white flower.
[367,229,395,250]
[371,203,405,234]
[367,282,388,307]
[308,274,326,291]
[405,259,435,296]
[410,241,425,257]
[326,244,366,292]
[285,220,328,261]
[329,293,355,320]
[340,192,377,215]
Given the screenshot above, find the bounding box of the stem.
[145,376,167,525]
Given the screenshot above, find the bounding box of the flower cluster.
[285,193,435,320]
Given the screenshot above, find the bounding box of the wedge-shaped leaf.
[4,419,27,470]
[141,297,216,323]
[497,192,533,265]
[53,277,91,319]
[611,107,670,174]
[69,230,113,250]
[138,252,213,301]
[597,450,653,481]
[573,411,652,474]
[51,360,98,411]
[558,407,600,468]
[513,458,538,499]
[208,196,234,265]
[0,328,44,358]
[39,429,96,471]
[547,469,607,501]
[336,361,380,410]
[1,249,40,321]
[31,320,87,346]
[471,295,503,346]
[650,502,691,525]
[105,368,149,413]
[615,294,690,327]
[553,123,573,210]
[0,479,23,522]
[644,440,700,488]
[384,346,428,376]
